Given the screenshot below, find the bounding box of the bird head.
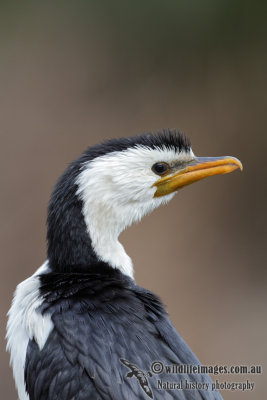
[47,130,242,277]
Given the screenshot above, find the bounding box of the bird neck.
[81,200,134,278]
[47,175,133,277]
[90,231,133,278]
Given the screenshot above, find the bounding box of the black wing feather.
[25,268,223,400]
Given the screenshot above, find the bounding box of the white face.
[76,145,195,228]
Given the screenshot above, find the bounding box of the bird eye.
[152,162,169,175]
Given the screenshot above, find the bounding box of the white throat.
[84,204,134,278]
[76,158,138,278]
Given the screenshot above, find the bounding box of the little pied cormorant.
[7,130,242,400]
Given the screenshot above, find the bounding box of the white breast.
[6,261,54,400]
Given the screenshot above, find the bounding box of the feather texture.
[24,265,223,400]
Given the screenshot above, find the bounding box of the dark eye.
[152,162,169,175]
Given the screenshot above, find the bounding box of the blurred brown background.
[1,1,266,399]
